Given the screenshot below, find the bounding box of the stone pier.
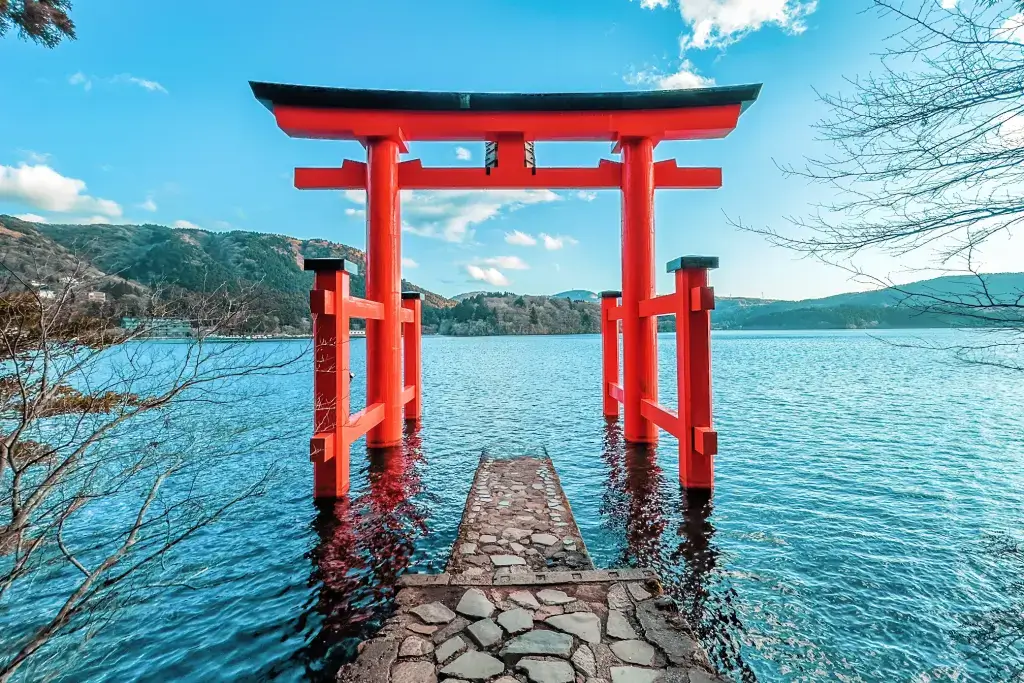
[338,456,726,683]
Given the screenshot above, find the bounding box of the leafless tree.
[0,263,306,682]
[738,0,1024,364]
[735,2,1024,677]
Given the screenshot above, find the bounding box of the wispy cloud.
[455,146,472,161]
[19,150,51,165]
[576,191,597,202]
[480,255,529,270]
[173,219,202,230]
[505,230,538,246]
[69,72,168,94]
[539,233,578,250]
[0,163,122,217]
[466,265,510,287]
[402,257,419,268]
[14,213,47,223]
[343,189,560,243]
[138,196,158,212]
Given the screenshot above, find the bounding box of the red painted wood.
[295,160,722,191]
[402,297,422,421]
[621,138,659,444]
[366,138,404,448]
[601,295,620,417]
[310,268,351,498]
[274,104,743,143]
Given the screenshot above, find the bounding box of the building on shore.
[120,317,195,339]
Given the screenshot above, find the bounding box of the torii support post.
[366,137,404,448]
[621,137,659,444]
[600,291,622,418]
[402,292,423,421]
[670,256,719,489]
[307,258,357,499]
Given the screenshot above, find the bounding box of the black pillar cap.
[302,258,359,275]
[600,290,623,299]
[666,256,719,272]
[401,291,424,300]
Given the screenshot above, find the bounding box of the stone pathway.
[336,457,728,683]
[447,457,593,579]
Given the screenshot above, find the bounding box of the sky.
[1,0,1021,300]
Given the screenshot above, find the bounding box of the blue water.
[3,330,1023,682]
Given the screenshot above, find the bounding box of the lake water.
[4,330,1023,682]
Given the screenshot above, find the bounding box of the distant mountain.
[0,216,454,334]
[552,289,599,303]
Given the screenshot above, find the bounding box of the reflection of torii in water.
[296,424,429,681]
[598,419,757,681]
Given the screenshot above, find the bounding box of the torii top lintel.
[250,81,761,144]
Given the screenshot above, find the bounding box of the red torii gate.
[251,82,761,499]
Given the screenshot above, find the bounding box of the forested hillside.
[0,216,452,334]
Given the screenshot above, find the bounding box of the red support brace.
[600,291,621,417]
[402,293,423,421]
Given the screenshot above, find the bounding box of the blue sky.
[2,0,1018,299]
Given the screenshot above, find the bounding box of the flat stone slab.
[536,589,574,605]
[491,555,527,567]
[607,610,638,640]
[440,651,506,680]
[611,667,664,683]
[546,612,602,644]
[611,640,657,666]
[518,658,576,683]
[509,590,541,609]
[410,602,456,625]
[500,629,574,658]
[435,635,467,664]
[497,608,533,635]
[466,618,504,648]
[456,588,495,619]
[399,635,434,657]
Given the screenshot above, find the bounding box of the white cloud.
[139,196,157,212]
[68,72,167,94]
[0,164,122,217]
[576,191,597,201]
[505,230,538,246]
[344,189,560,243]
[77,216,115,225]
[636,0,671,7]
[627,59,715,90]
[480,256,529,270]
[14,213,47,223]
[455,146,472,161]
[115,74,168,94]
[539,233,579,250]
[941,0,958,8]
[69,72,92,91]
[466,265,510,287]
[19,150,51,164]
[402,257,419,268]
[173,220,203,230]
[676,0,818,51]
[997,13,1024,43]
[345,207,366,217]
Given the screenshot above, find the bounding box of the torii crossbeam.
[251,81,761,498]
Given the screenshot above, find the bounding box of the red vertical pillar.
[620,137,658,443]
[600,290,621,417]
[402,292,422,421]
[306,257,356,498]
[670,256,719,489]
[366,137,403,447]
